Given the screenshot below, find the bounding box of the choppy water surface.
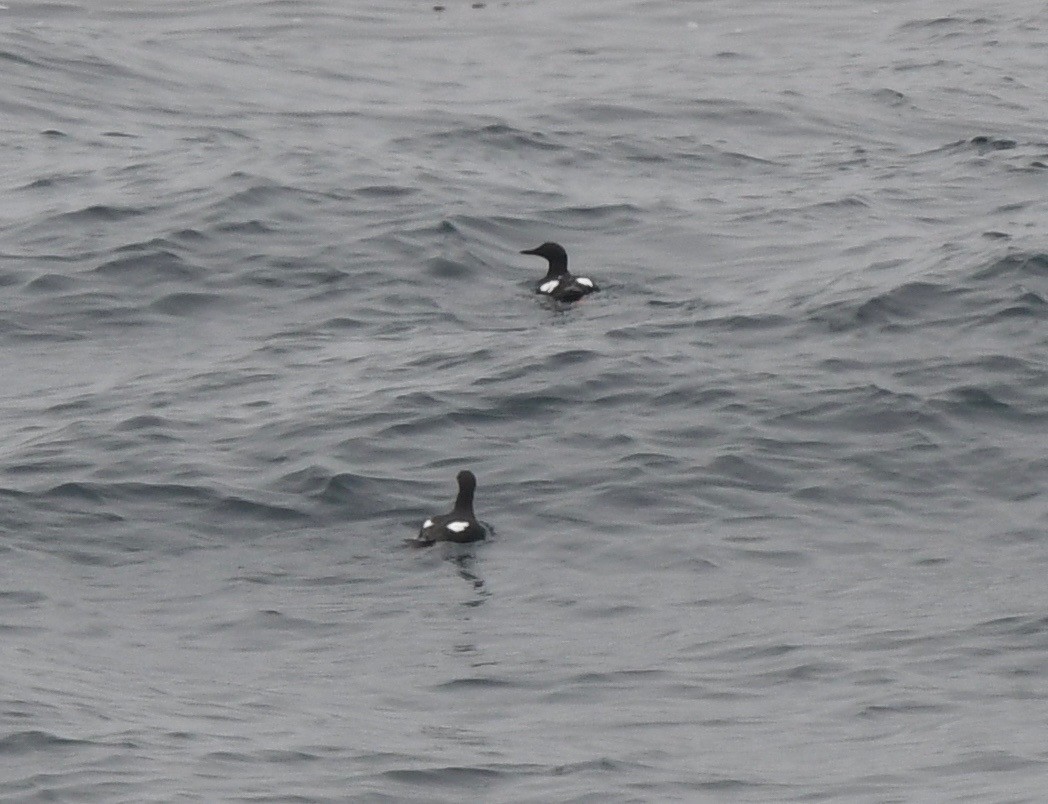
[2,1,1048,800]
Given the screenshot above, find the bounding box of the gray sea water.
[2,1,1048,800]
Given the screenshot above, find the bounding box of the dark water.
[3,1,1048,800]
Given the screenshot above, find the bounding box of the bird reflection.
[450,551,489,606]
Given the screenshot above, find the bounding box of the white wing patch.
[539,279,559,294]
[421,519,433,530]
[576,277,594,288]
[446,521,470,533]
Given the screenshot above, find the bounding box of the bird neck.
[454,486,474,514]
[545,257,568,278]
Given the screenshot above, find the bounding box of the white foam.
[446,521,470,533]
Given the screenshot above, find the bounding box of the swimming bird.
[520,242,600,302]
[413,470,486,546]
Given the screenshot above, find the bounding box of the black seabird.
[520,242,600,302]
[413,470,486,546]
